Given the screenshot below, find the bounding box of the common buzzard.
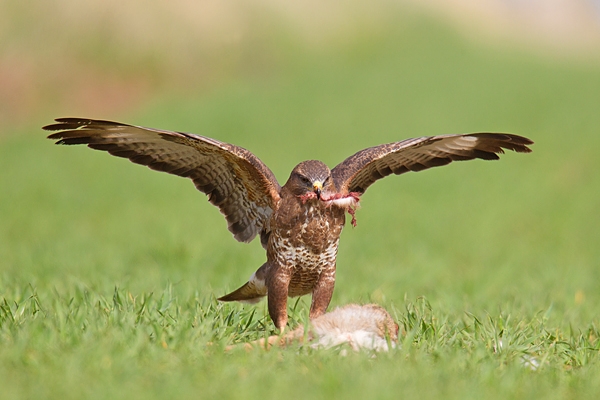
[44,118,533,331]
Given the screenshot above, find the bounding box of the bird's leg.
[266,268,292,332]
[309,269,336,319]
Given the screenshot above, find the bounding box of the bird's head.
[286,160,334,200]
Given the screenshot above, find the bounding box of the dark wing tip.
[43,118,75,132]
[43,117,123,131]
[469,133,533,155]
[44,117,130,144]
[46,128,91,145]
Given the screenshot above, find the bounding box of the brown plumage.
[44,118,533,331]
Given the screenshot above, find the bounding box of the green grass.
[2,18,600,400]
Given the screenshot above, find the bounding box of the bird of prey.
[44,118,533,331]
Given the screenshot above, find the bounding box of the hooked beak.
[313,181,323,200]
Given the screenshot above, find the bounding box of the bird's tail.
[218,266,268,304]
[218,281,266,304]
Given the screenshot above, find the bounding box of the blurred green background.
[1,0,600,399]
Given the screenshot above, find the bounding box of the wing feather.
[331,133,533,194]
[44,118,281,243]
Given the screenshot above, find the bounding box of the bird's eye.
[323,176,330,185]
[300,176,311,185]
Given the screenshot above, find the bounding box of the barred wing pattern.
[44,118,281,244]
[331,133,533,194]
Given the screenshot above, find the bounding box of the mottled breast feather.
[331,133,533,195]
[44,118,281,243]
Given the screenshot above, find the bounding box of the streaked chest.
[269,202,345,268]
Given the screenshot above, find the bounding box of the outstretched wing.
[44,118,281,244]
[331,133,533,194]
